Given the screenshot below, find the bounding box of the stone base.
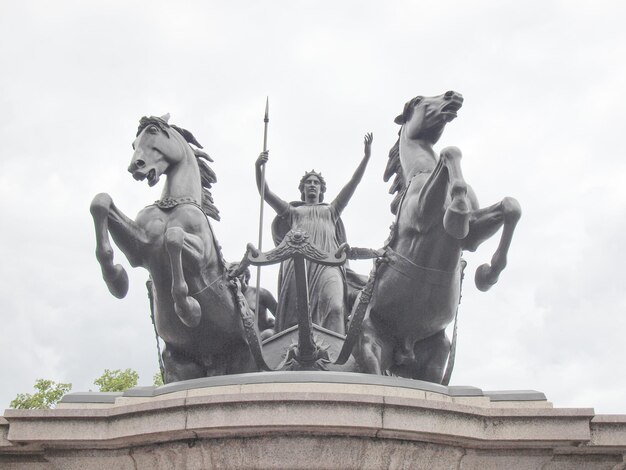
[2,372,625,469]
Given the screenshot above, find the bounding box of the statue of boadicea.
[255,133,373,334]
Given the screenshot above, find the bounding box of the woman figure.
[255,133,373,334]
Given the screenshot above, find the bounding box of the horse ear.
[160,113,170,123]
[395,96,421,125]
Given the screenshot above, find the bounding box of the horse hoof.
[475,263,498,292]
[105,264,129,298]
[176,297,202,328]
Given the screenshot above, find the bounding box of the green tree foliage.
[10,379,72,409]
[93,368,139,392]
[153,372,164,387]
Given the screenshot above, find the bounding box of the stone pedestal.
[2,372,625,469]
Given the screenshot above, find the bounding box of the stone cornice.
[1,374,624,468]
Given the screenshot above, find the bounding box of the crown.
[302,169,323,179]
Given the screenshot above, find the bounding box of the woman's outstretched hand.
[364,132,373,157]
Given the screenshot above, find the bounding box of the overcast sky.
[1,1,625,414]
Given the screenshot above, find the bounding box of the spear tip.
[264,96,269,122]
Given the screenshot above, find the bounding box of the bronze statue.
[88,94,522,383]
[90,115,261,382]
[229,263,277,340]
[255,134,373,335]
[353,92,521,383]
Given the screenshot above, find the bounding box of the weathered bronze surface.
[234,229,349,370]
[90,115,260,383]
[89,94,521,385]
[353,91,521,383]
[229,263,276,340]
[255,134,372,335]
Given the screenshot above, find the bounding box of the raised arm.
[332,133,373,215]
[256,151,289,215]
[259,287,278,317]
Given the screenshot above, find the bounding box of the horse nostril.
[135,159,145,168]
[445,90,454,99]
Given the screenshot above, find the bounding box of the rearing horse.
[355,91,521,383]
[90,115,257,382]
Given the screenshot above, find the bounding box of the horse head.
[127,114,219,220]
[128,114,198,187]
[395,91,464,145]
[385,91,465,214]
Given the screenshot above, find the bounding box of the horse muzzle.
[441,91,464,120]
[129,168,158,186]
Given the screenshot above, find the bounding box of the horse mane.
[172,124,221,221]
[383,97,421,215]
[137,116,220,221]
[170,124,221,222]
[384,135,405,215]
[193,148,220,222]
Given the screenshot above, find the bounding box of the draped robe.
[272,202,361,334]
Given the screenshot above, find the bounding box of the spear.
[255,97,269,321]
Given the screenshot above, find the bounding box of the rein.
[384,247,460,285]
[146,277,166,383]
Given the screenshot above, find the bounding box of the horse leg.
[463,197,522,291]
[414,157,450,233]
[164,226,203,328]
[440,146,471,239]
[226,341,257,374]
[409,330,451,383]
[162,344,204,383]
[90,193,130,298]
[413,147,470,239]
[388,331,449,383]
[355,312,393,375]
